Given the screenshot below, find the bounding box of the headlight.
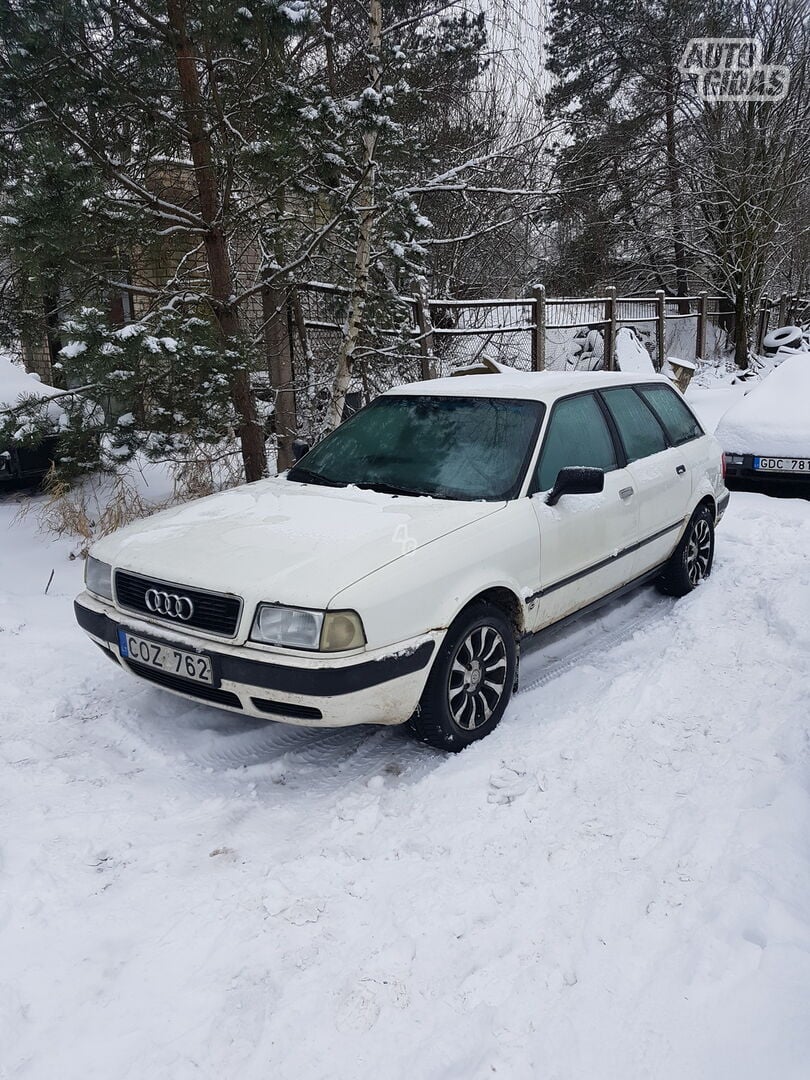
[250,605,365,652]
[85,556,113,601]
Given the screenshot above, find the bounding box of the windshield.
[287,394,544,501]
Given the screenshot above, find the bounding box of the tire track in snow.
[112,681,434,795]
[112,585,674,793]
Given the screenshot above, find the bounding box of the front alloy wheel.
[409,601,517,752]
[448,625,509,731]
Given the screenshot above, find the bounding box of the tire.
[409,602,517,752]
[656,505,715,598]
[762,325,803,353]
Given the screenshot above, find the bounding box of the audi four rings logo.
[144,589,195,621]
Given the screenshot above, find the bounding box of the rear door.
[527,391,640,630]
[598,385,694,576]
[636,382,708,504]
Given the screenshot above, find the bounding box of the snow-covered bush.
[44,307,252,478]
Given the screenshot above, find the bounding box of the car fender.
[675,474,723,549]
[695,435,726,517]
[328,498,538,651]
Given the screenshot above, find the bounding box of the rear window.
[638,385,703,445]
[601,387,668,462]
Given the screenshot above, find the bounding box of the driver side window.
[533,393,618,493]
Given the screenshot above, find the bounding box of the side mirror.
[546,466,604,506]
[292,438,311,463]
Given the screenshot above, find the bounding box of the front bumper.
[75,593,438,727]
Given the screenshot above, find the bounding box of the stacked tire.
[762,325,805,356]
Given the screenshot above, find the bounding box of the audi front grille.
[114,569,243,637]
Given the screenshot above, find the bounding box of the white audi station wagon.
[76,370,728,750]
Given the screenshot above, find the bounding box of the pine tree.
[0,0,350,479]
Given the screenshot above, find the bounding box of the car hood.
[92,477,505,611]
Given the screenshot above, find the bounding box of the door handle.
[619,486,634,499]
[676,464,686,475]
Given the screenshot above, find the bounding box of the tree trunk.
[43,289,64,387]
[262,283,297,470]
[734,287,749,369]
[165,0,266,482]
[662,54,689,312]
[325,0,381,432]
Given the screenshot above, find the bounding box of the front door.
[527,391,640,630]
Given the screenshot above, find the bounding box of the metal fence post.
[604,286,616,370]
[655,290,666,370]
[696,291,708,361]
[778,291,788,327]
[531,284,546,371]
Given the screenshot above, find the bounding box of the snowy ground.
[2,484,810,1080]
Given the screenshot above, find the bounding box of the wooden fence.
[525,288,718,371]
[292,283,809,378]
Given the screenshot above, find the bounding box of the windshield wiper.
[289,471,455,499]
[287,467,345,488]
[350,480,418,496]
[356,479,468,498]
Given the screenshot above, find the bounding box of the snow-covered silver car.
[718,355,810,486]
[75,370,728,751]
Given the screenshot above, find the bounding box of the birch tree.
[326,0,381,430]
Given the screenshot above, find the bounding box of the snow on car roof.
[385,367,672,402]
[715,354,810,456]
[0,351,62,409]
[0,352,68,437]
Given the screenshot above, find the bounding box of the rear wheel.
[657,505,715,597]
[409,602,517,752]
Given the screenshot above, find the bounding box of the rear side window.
[638,385,703,445]
[534,393,618,491]
[601,387,667,462]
